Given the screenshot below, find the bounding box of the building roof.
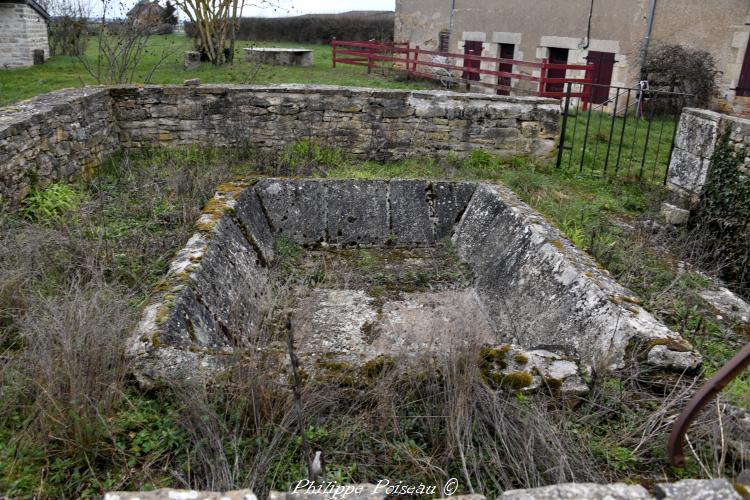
[127,0,164,18]
[0,0,50,20]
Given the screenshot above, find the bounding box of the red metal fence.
[332,38,594,100]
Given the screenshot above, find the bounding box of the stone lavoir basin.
[129,179,701,390]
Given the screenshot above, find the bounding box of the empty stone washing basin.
[244,47,313,66]
[129,179,701,387]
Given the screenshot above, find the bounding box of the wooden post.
[405,40,411,77]
[413,45,420,74]
[539,57,548,97]
[332,37,337,68]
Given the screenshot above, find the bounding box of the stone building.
[0,0,49,68]
[394,0,750,109]
[127,0,172,35]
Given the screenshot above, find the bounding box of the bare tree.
[175,0,242,64]
[45,0,93,56]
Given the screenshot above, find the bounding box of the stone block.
[184,51,200,70]
[189,216,269,343]
[432,181,476,239]
[660,202,690,225]
[453,184,701,371]
[326,180,389,246]
[235,187,276,265]
[654,479,743,500]
[255,179,327,244]
[389,179,433,245]
[499,483,651,499]
[673,109,720,158]
[667,148,711,195]
[105,489,257,500]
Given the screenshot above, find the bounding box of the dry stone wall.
[0,87,118,204]
[1,84,558,206]
[111,84,559,159]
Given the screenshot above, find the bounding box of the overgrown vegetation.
[642,43,718,110]
[1,145,747,497]
[692,128,750,298]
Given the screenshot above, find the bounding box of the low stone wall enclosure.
[129,178,701,388]
[0,84,558,204]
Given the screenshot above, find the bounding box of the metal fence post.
[556,83,573,169]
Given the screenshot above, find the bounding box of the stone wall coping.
[0,86,108,135]
[107,83,559,104]
[681,107,724,123]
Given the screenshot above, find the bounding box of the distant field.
[0,35,432,107]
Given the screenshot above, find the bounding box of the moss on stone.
[647,337,693,353]
[733,483,750,499]
[501,371,534,390]
[316,359,355,372]
[544,376,563,391]
[361,355,394,379]
[548,239,566,251]
[513,353,529,365]
[480,345,512,364]
[155,302,172,325]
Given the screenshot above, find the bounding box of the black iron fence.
[556,82,696,185]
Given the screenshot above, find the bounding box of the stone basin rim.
[128,178,702,387]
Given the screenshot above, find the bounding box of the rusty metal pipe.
[667,342,750,466]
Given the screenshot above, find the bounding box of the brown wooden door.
[497,43,514,95]
[545,47,569,93]
[737,41,750,97]
[586,51,615,104]
[462,41,483,81]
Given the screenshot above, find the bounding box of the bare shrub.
[80,2,178,84]
[5,276,134,454]
[643,44,718,110]
[168,342,603,497]
[45,0,92,56]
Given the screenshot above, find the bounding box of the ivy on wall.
[693,127,750,298]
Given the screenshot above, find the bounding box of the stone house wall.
[0,84,560,205]
[0,2,49,68]
[395,0,750,107]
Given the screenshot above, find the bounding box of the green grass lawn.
[0,35,432,107]
[558,109,677,186]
